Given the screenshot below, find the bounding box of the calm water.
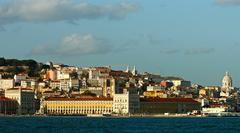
[0,116,239,133]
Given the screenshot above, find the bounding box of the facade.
[50,81,60,90]
[20,80,38,89]
[14,74,27,84]
[147,85,162,91]
[0,97,18,115]
[5,88,36,114]
[102,78,115,97]
[43,97,113,115]
[46,69,57,81]
[80,87,103,96]
[171,80,191,87]
[113,92,140,114]
[143,91,167,98]
[0,79,14,90]
[50,79,80,91]
[140,98,200,114]
[221,71,233,97]
[202,107,227,114]
[60,79,79,91]
[57,71,70,80]
[222,71,232,89]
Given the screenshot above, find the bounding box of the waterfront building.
[202,104,228,114]
[0,97,18,115]
[0,79,14,90]
[43,97,113,115]
[5,88,36,114]
[139,98,200,114]
[113,92,140,114]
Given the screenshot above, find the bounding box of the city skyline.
[1,0,240,86]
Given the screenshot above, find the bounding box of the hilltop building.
[221,71,233,97]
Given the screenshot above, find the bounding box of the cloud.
[30,34,113,56]
[0,0,139,26]
[184,48,215,55]
[216,0,240,5]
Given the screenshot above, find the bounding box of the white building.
[5,88,36,114]
[0,79,15,90]
[221,71,233,97]
[57,71,70,80]
[14,74,27,84]
[171,80,191,87]
[113,92,140,114]
[202,107,227,114]
[20,80,38,89]
[147,85,162,91]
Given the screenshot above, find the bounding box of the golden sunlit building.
[143,91,167,98]
[43,97,113,115]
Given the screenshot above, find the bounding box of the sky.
[1,0,240,86]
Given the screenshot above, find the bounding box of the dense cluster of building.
[0,61,239,116]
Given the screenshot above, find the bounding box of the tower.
[132,66,137,76]
[125,66,130,73]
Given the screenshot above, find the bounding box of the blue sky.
[1,0,240,86]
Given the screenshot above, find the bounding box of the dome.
[222,71,232,88]
[222,72,232,82]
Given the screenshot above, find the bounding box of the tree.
[82,90,97,97]
[52,87,59,92]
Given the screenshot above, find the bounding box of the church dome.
[223,72,232,82]
[222,71,232,88]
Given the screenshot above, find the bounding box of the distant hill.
[0,57,40,77]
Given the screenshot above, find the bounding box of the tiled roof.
[0,97,14,101]
[140,98,199,103]
[45,97,113,101]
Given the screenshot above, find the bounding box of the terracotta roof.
[45,97,113,101]
[0,97,14,101]
[7,88,33,91]
[140,98,199,103]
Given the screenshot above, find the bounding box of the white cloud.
[31,34,112,56]
[0,0,139,25]
[57,34,111,55]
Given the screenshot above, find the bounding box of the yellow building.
[199,89,207,97]
[43,97,113,115]
[143,91,167,98]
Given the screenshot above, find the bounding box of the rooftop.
[140,98,199,103]
[0,97,14,101]
[45,97,113,101]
